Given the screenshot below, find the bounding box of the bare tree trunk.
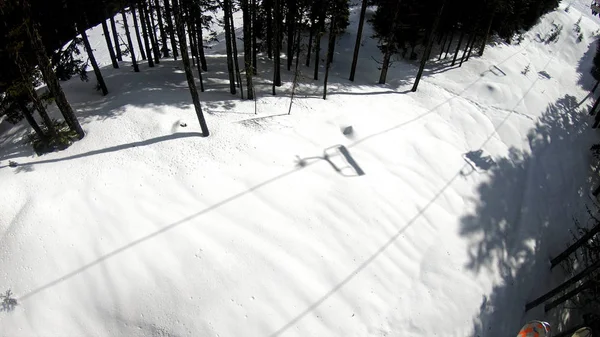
[18,97,46,140]
[110,16,123,61]
[313,5,325,80]
[451,29,465,66]
[186,4,198,68]
[27,83,56,137]
[286,0,296,71]
[439,32,448,60]
[224,0,237,94]
[195,13,207,71]
[465,33,477,61]
[154,0,169,57]
[443,29,454,59]
[251,0,258,73]
[79,22,108,95]
[25,2,84,139]
[229,9,244,98]
[272,0,281,94]
[138,0,155,67]
[265,0,273,59]
[101,19,119,68]
[323,17,336,100]
[163,0,179,59]
[412,0,445,92]
[349,0,368,81]
[306,8,315,67]
[122,9,140,72]
[142,0,160,63]
[460,33,475,67]
[172,0,209,136]
[479,9,495,56]
[131,4,147,60]
[379,47,392,84]
[242,0,255,99]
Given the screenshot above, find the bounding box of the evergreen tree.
[138,0,155,66]
[272,0,282,93]
[172,0,210,136]
[154,0,169,57]
[229,4,244,98]
[163,0,179,59]
[22,0,84,139]
[412,0,445,92]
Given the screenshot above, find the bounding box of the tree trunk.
[590,95,600,115]
[252,0,258,73]
[187,4,199,68]
[143,0,161,63]
[242,0,255,99]
[323,17,336,100]
[154,0,169,57]
[110,16,123,61]
[27,83,56,137]
[479,10,495,56]
[451,29,465,66]
[122,9,140,72]
[460,33,475,66]
[173,0,209,136]
[286,0,296,71]
[163,0,178,59]
[265,0,273,59]
[101,19,119,68]
[25,3,84,139]
[131,4,147,60]
[272,0,281,94]
[139,0,155,67]
[349,0,368,81]
[18,97,46,140]
[444,29,454,59]
[465,33,477,61]
[593,80,599,93]
[412,0,445,92]
[196,14,207,71]
[379,45,392,84]
[79,22,108,96]
[306,9,315,67]
[289,28,302,114]
[313,5,325,80]
[439,31,448,60]
[230,9,244,98]
[223,0,237,94]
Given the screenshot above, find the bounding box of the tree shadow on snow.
[576,38,598,93]
[462,95,599,337]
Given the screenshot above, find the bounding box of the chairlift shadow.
[296,145,365,177]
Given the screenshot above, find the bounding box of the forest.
[0,0,561,150]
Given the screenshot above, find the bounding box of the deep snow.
[1,1,600,336]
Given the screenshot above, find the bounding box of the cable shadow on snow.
[462,95,598,337]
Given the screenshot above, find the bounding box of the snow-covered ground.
[1,1,600,336]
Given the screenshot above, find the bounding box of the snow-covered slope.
[1,1,600,336]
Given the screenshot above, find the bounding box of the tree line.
[0,0,560,150]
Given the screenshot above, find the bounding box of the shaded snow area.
[2,0,600,336]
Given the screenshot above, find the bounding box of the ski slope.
[1,1,600,336]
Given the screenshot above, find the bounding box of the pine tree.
[223,0,237,94]
[305,2,317,67]
[78,20,109,95]
[110,16,123,61]
[349,0,368,81]
[131,2,148,60]
[286,0,296,71]
[172,0,210,136]
[23,0,84,139]
[313,1,325,81]
[122,8,140,72]
[242,0,254,99]
[17,96,46,140]
[142,0,160,63]
[101,16,119,68]
[251,0,258,73]
[193,6,208,71]
[265,0,273,59]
